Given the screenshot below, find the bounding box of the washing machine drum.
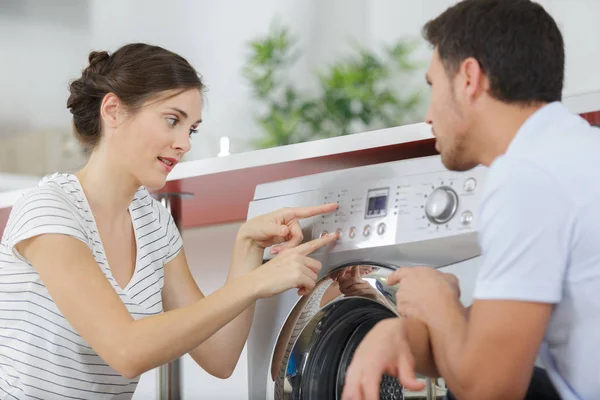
[298,298,402,399]
[269,265,437,400]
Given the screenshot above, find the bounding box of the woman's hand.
[238,203,338,254]
[249,232,338,297]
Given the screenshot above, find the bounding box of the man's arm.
[415,158,570,399]
[403,272,467,378]
[402,316,440,378]
[403,303,471,378]
[427,298,552,400]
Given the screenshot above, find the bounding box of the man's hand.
[388,267,462,325]
[342,318,425,400]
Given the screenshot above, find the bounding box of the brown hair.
[423,0,564,104]
[67,43,205,150]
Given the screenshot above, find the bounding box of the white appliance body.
[246,155,486,400]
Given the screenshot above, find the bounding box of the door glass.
[270,264,448,399]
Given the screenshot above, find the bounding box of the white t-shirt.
[0,173,183,399]
[473,102,600,399]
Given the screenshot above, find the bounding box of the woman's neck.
[75,149,140,222]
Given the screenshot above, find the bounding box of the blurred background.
[1,1,600,399]
[2,0,599,193]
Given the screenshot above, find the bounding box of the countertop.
[1,90,599,235]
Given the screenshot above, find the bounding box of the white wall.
[0,173,40,192]
[88,0,373,161]
[2,0,599,165]
[367,0,600,99]
[0,0,90,138]
[88,0,600,161]
[545,0,600,96]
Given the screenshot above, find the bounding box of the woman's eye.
[167,117,179,127]
[189,128,198,137]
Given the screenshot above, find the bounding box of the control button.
[363,225,371,237]
[320,230,329,238]
[425,186,459,224]
[377,222,386,235]
[336,228,343,237]
[460,211,473,226]
[348,227,357,239]
[464,178,477,192]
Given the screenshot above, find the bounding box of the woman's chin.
[140,175,168,191]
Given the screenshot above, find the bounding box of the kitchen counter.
[1,90,599,236]
[0,122,437,236]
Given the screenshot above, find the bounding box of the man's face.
[424,49,478,171]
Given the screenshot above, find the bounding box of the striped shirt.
[0,173,183,399]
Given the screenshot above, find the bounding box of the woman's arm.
[161,234,264,379]
[16,233,260,379]
[17,231,332,379]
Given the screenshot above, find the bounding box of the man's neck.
[474,101,547,166]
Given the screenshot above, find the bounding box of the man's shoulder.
[478,155,574,227]
[484,155,557,192]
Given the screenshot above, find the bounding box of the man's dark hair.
[423,0,564,104]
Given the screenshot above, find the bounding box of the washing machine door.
[267,263,446,400]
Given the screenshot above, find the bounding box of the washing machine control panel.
[312,166,485,249]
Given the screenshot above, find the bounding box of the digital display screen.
[365,188,389,218]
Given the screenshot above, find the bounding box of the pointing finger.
[294,231,338,256]
[303,256,322,275]
[284,203,338,220]
[280,221,304,250]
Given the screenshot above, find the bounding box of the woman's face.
[111,89,203,190]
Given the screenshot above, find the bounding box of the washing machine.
[246,155,486,400]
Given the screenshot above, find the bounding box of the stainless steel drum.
[269,264,448,400]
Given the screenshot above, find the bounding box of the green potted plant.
[243,23,425,149]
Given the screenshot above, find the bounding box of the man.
[342,0,600,399]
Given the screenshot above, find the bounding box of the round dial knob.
[348,227,357,239]
[425,186,459,224]
[363,225,371,237]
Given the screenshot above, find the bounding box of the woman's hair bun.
[67,43,204,152]
[86,51,111,75]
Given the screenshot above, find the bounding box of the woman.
[0,43,338,399]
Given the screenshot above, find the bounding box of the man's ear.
[460,57,487,103]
